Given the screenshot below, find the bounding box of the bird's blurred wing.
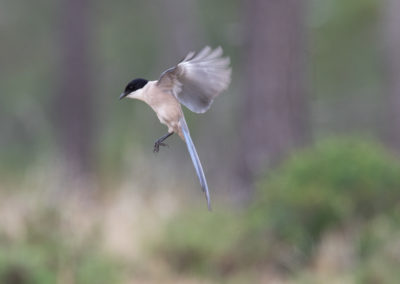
[157,46,231,113]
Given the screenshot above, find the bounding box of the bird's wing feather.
[157,46,231,113]
[180,116,211,210]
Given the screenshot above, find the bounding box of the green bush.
[250,138,400,255]
[158,138,400,277]
[355,211,400,284]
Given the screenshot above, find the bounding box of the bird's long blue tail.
[180,117,211,210]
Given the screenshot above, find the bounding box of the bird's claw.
[153,142,168,153]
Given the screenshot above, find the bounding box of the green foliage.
[157,209,244,275]
[0,245,55,284]
[251,138,400,253]
[0,207,124,284]
[355,212,400,283]
[158,138,400,279]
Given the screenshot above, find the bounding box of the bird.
[119,46,231,210]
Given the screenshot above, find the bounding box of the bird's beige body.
[127,81,185,140]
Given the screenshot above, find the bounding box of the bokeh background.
[1,0,400,283]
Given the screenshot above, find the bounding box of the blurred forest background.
[1,0,400,283]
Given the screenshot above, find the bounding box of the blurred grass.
[156,210,243,275]
[1,137,400,283]
[0,206,124,284]
[156,137,400,283]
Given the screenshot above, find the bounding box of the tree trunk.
[385,0,400,153]
[55,0,94,182]
[157,0,204,65]
[236,0,310,197]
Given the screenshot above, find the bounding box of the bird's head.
[120,78,148,100]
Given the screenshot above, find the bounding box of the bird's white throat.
[126,88,144,100]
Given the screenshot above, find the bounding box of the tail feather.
[180,117,211,210]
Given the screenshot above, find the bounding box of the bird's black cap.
[120,78,148,100]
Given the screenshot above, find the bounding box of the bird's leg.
[153,132,174,153]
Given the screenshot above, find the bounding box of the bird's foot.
[153,141,168,153]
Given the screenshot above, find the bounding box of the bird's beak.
[119,92,128,100]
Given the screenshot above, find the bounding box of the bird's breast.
[144,84,183,129]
